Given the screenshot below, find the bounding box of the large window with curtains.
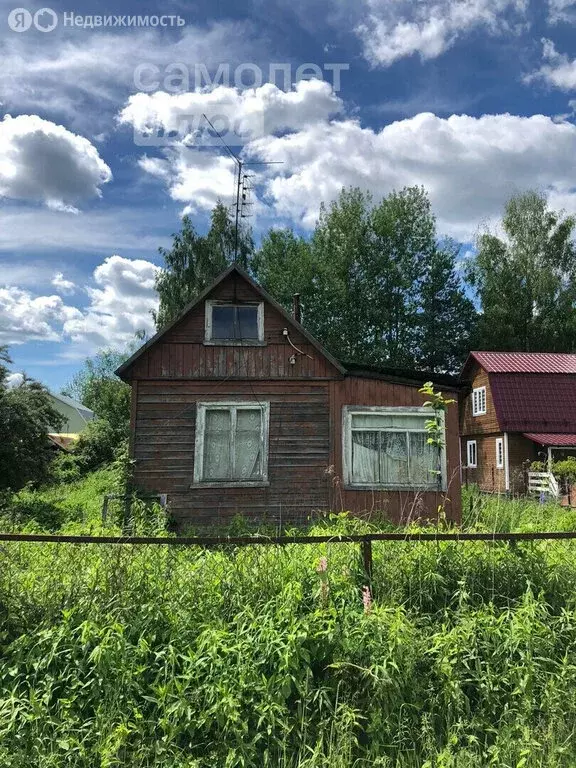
[193,402,270,485]
[342,406,446,490]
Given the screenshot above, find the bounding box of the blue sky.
[2,0,576,391]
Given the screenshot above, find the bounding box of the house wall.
[132,380,331,528]
[48,397,88,434]
[126,271,462,528]
[460,363,500,435]
[460,362,540,495]
[131,276,338,381]
[331,377,461,524]
[461,434,506,493]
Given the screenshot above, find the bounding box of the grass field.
[1,478,576,766]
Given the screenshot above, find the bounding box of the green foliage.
[254,187,475,373]
[64,346,132,436]
[1,517,576,765]
[551,458,576,484]
[0,346,65,492]
[154,203,254,330]
[467,190,576,352]
[0,485,574,764]
[72,419,120,473]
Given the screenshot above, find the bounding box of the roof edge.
[115,264,346,379]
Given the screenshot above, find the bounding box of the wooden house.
[460,351,576,493]
[116,265,462,528]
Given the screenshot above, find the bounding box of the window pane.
[235,307,259,339]
[352,413,427,430]
[380,432,409,485]
[235,409,262,479]
[351,431,379,483]
[211,305,259,340]
[409,432,437,486]
[203,409,231,479]
[211,306,236,340]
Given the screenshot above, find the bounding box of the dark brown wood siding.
[130,274,340,381]
[460,362,501,435]
[132,380,331,528]
[126,270,462,527]
[329,377,461,524]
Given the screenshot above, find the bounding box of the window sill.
[203,340,267,347]
[472,412,486,417]
[343,484,447,493]
[190,481,270,489]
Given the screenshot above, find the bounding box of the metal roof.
[50,391,94,417]
[468,351,576,374]
[491,374,576,433]
[523,433,576,447]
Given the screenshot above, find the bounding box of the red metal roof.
[491,374,576,432]
[470,351,576,374]
[523,433,576,447]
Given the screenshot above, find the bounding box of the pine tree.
[154,202,253,329]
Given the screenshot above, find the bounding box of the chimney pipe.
[292,293,301,324]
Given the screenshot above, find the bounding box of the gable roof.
[116,264,346,379]
[463,351,576,376]
[50,391,94,418]
[490,374,576,433]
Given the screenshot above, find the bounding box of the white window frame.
[495,437,504,469]
[467,440,477,468]
[472,386,486,416]
[204,300,265,345]
[342,405,447,491]
[193,401,270,487]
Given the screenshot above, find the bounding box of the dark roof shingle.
[491,374,576,432]
[470,351,576,374]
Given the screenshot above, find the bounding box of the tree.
[154,201,254,329]
[253,186,474,372]
[0,346,65,492]
[64,347,131,435]
[466,191,576,352]
[417,240,477,372]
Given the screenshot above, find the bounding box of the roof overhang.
[523,433,576,448]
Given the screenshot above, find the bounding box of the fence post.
[101,496,109,526]
[361,538,373,585]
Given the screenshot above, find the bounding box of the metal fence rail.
[2,530,576,585]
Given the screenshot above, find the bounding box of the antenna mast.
[202,114,282,261]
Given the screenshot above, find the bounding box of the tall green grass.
[1,479,576,765]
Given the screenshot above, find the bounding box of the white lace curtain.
[351,414,438,487]
[203,408,262,480]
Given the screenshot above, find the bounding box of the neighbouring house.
[47,392,94,450]
[116,265,462,528]
[460,351,576,494]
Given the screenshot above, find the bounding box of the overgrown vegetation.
[1,483,576,765]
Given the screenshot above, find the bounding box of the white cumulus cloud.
[249,111,576,240]
[0,286,82,345]
[63,255,159,350]
[0,256,159,353]
[357,0,528,66]
[547,0,576,23]
[0,115,112,211]
[51,272,76,295]
[119,80,341,214]
[527,39,576,91]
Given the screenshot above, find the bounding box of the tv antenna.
[202,114,283,260]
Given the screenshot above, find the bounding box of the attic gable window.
[193,402,270,486]
[205,300,264,344]
[472,386,486,416]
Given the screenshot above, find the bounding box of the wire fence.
[1,530,576,617]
